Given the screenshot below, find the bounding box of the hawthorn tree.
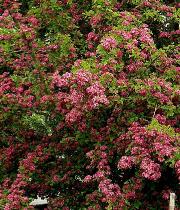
[0,0,179,209]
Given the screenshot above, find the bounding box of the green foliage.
[23,113,52,136]
[147,118,177,137]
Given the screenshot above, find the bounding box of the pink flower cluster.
[84,145,124,206]
[117,156,135,170]
[99,179,121,203]
[85,145,111,177]
[101,37,117,51]
[68,89,84,105]
[65,108,82,124]
[87,32,99,42]
[86,82,105,96]
[90,14,102,26]
[155,114,167,124]
[0,73,13,96]
[153,92,170,104]
[140,158,161,180]
[51,70,109,125]
[139,25,154,45]
[51,71,70,88]
[4,174,30,210]
[86,82,109,109]
[116,122,178,182]
[175,160,180,181]
[75,70,92,87]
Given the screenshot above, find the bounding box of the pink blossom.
[83,175,93,182]
[75,70,91,86]
[101,37,117,50]
[93,171,105,179]
[162,190,170,200]
[69,89,83,105]
[90,15,102,26]
[87,32,98,41]
[122,31,132,40]
[155,114,166,124]
[117,156,135,169]
[51,72,69,88]
[175,160,180,180]
[65,108,82,124]
[140,158,161,180]
[86,82,105,96]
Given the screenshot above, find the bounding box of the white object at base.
[169,192,175,210]
[30,196,48,206]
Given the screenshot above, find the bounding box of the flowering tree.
[0,0,179,209]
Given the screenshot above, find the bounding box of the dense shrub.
[0,0,179,209]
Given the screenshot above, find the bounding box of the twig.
[153,105,158,118]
